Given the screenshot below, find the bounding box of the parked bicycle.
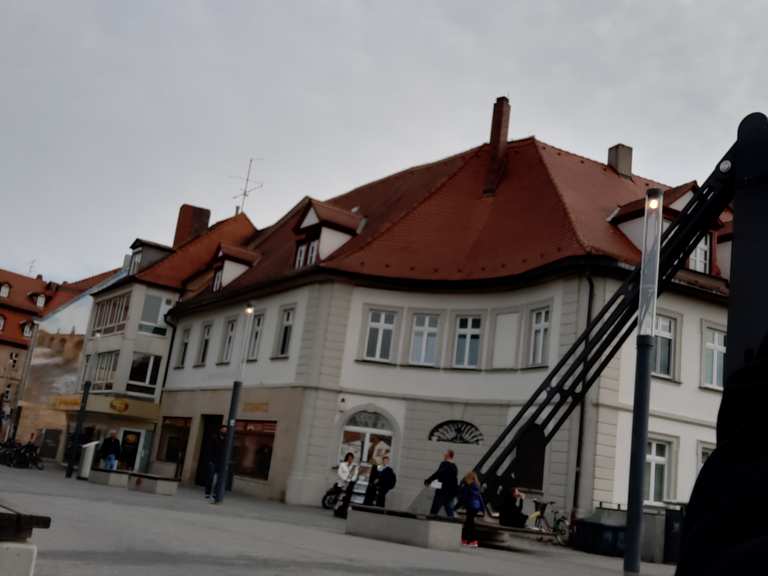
[0,440,45,470]
[528,499,570,545]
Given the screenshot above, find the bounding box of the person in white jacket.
[337,452,358,488]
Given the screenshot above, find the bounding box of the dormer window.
[0,315,5,331]
[307,240,319,266]
[0,283,9,298]
[295,244,307,270]
[22,322,33,338]
[295,239,319,270]
[35,294,46,308]
[129,249,143,274]
[213,269,223,292]
[689,235,711,274]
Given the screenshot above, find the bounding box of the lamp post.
[624,188,664,574]
[214,302,254,503]
[66,333,99,478]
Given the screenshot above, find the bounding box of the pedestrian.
[424,449,458,517]
[334,452,359,518]
[99,430,121,471]
[458,471,484,547]
[205,425,228,503]
[363,464,379,506]
[375,454,397,508]
[499,486,528,528]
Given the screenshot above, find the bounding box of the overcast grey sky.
[1,1,765,281]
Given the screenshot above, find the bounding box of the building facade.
[158,97,731,518]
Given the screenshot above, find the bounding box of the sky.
[1,0,765,282]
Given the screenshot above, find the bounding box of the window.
[410,313,439,366]
[0,283,9,298]
[703,327,726,389]
[294,244,307,269]
[276,307,294,357]
[138,294,169,336]
[127,352,162,396]
[454,315,482,368]
[91,293,130,336]
[176,328,191,368]
[307,240,319,266]
[197,323,212,365]
[22,323,33,338]
[129,250,142,274]
[689,235,710,273]
[365,309,396,361]
[644,440,670,504]
[212,269,223,292]
[428,420,484,445]
[699,443,715,472]
[91,351,120,391]
[529,307,550,366]
[219,318,237,364]
[0,315,4,332]
[35,294,45,308]
[247,314,264,360]
[156,417,191,465]
[233,420,276,480]
[653,315,676,378]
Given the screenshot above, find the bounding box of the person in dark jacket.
[204,425,228,502]
[375,455,397,507]
[424,449,458,517]
[676,337,768,576]
[100,430,121,470]
[499,486,528,528]
[458,471,484,547]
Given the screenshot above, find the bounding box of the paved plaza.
[1,466,675,576]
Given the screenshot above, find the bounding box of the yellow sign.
[243,402,269,413]
[54,395,82,410]
[110,399,130,413]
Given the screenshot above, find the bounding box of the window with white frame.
[91,351,120,391]
[699,443,715,472]
[529,307,551,366]
[703,327,726,389]
[22,323,33,338]
[129,250,142,274]
[294,244,307,270]
[212,269,223,292]
[0,315,4,332]
[35,294,45,308]
[127,352,162,396]
[91,293,130,336]
[138,294,169,336]
[689,235,711,274]
[276,308,295,357]
[219,318,237,363]
[644,440,670,504]
[176,328,191,368]
[247,313,264,360]
[653,315,676,378]
[365,309,396,361]
[307,240,319,265]
[410,313,439,366]
[453,315,482,368]
[197,323,212,365]
[0,283,9,298]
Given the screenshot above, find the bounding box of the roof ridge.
[322,146,484,265]
[248,198,311,252]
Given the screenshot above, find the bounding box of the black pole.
[65,380,92,479]
[214,380,241,503]
[624,335,654,574]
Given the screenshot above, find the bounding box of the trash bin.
[77,441,100,480]
[664,505,686,564]
[572,519,626,557]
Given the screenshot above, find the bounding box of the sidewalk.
[1,465,675,576]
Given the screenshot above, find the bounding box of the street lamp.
[624,188,664,574]
[214,302,254,503]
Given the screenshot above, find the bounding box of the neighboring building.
[160,96,731,518]
[67,205,256,472]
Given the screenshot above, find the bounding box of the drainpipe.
[160,312,177,406]
[572,272,594,516]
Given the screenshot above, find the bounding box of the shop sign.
[243,402,269,413]
[110,399,130,413]
[54,396,82,410]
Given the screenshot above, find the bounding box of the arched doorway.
[339,410,393,504]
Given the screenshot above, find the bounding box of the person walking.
[424,449,458,517]
[99,430,121,471]
[458,471,485,547]
[204,425,228,502]
[375,455,397,508]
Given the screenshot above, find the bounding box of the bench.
[346,505,462,551]
[475,520,556,551]
[126,472,179,496]
[0,505,51,576]
[89,468,130,488]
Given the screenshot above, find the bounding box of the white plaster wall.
[41,294,94,335]
[166,286,310,390]
[717,240,731,280]
[319,228,352,260]
[222,260,248,287]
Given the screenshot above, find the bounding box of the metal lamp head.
[637,188,664,337]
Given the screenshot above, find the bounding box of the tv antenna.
[27,259,36,276]
[233,158,263,214]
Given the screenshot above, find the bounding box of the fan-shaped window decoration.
[346,410,392,431]
[428,420,484,445]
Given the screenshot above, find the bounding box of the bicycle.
[528,499,570,545]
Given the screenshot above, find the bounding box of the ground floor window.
[157,417,191,465]
[233,420,276,480]
[339,410,393,504]
[644,440,670,504]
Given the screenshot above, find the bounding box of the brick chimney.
[483,96,511,195]
[173,204,211,248]
[607,144,633,178]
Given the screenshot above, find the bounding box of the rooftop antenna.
[233,158,263,215]
[27,259,36,276]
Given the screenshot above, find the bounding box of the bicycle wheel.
[553,518,570,545]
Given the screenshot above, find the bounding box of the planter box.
[346,506,461,551]
[127,473,178,496]
[89,469,130,488]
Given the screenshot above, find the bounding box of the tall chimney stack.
[484,96,511,195]
[607,143,633,178]
[173,204,211,248]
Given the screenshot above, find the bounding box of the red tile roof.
[303,199,363,233]
[218,244,261,266]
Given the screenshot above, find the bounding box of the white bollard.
[0,542,37,576]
